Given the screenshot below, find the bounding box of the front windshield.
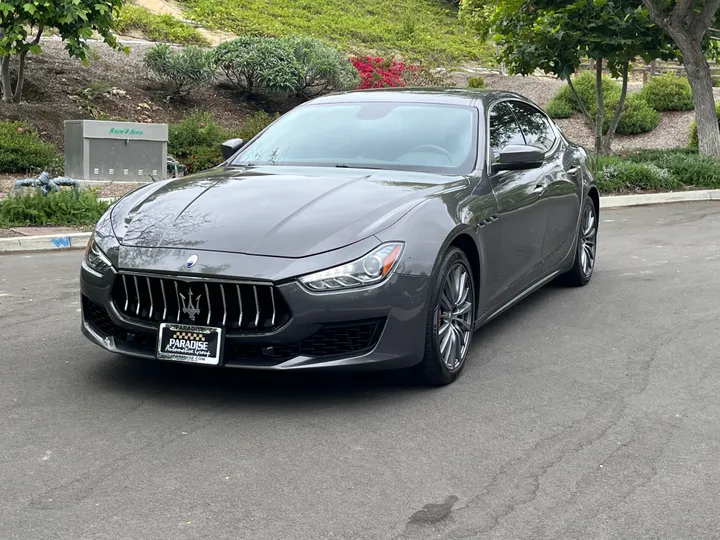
[231,101,478,174]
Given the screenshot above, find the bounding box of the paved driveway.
[1,202,719,540]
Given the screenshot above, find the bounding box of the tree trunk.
[675,34,720,155]
[567,76,593,126]
[643,0,720,155]
[1,56,12,103]
[602,61,629,154]
[13,28,43,102]
[594,59,604,155]
[13,51,28,102]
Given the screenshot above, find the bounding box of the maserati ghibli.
[80,88,599,385]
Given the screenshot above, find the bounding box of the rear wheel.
[560,195,598,286]
[414,247,475,386]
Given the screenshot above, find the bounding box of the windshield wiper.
[335,164,384,170]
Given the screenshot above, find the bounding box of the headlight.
[84,234,114,274]
[299,242,404,292]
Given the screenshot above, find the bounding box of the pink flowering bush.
[351,56,419,89]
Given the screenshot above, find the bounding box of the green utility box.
[64,120,168,182]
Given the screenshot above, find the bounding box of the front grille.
[111,274,291,332]
[299,319,385,357]
[83,296,115,338]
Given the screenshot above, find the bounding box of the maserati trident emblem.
[179,289,202,322]
[185,254,199,269]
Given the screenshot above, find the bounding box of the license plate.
[157,323,223,366]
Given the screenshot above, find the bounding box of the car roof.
[308,87,531,107]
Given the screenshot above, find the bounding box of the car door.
[508,101,581,270]
[487,101,548,301]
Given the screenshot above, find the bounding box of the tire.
[560,195,598,287]
[413,247,476,386]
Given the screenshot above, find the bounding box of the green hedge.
[0,122,62,175]
[603,93,660,135]
[597,149,720,194]
[640,73,694,112]
[168,110,278,173]
[547,72,659,135]
[0,189,110,227]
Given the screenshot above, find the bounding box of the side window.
[509,102,556,152]
[488,102,525,161]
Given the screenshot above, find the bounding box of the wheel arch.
[588,186,600,219]
[447,232,482,314]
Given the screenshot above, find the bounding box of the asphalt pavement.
[1,201,719,540]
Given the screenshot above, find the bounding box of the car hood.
[110,166,467,258]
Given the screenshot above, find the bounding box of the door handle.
[533,181,547,193]
[567,166,580,176]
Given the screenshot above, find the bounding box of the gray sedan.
[80,88,599,385]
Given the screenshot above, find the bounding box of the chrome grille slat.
[253,286,260,327]
[121,275,129,311]
[160,279,168,321]
[133,276,141,316]
[174,281,180,322]
[236,284,243,327]
[220,284,227,327]
[205,283,211,326]
[146,277,154,319]
[270,287,276,326]
[112,274,289,332]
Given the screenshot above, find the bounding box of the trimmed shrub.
[597,150,720,194]
[213,36,301,96]
[144,43,215,98]
[640,73,694,112]
[467,76,485,89]
[546,97,575,119]
[625,149,720,188]
[0,188,109,227]
[236,110,280,141]
[283,36,359,98]
[168,110,279,173]
[0,122,62,174]
[550,72,622,116]
[689,101,720,148]
[597,160,680,193]
[603,93,661,135]
[169,111,231,173]
[117,5,209,46]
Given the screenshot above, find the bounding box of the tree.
[460,0,677,154]
[0,0,127,103]
[642,0,720,155]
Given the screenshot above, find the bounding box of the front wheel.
[560,195,598,286]
[414,247,476,386]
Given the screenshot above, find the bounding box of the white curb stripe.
[600,189,720,208]
[0,232,92,253]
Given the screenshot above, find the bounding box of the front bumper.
[80,262,432,371]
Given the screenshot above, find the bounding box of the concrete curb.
[0,232,92,253]
[600,189,720,208]
[1,190,718,253]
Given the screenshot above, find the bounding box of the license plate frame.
[157,323,223,366]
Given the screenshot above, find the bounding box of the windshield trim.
[230,101,480,175]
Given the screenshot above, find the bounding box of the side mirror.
[221,138,245,161]
[492,144,544,173]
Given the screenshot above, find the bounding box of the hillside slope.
[178,0,491,63]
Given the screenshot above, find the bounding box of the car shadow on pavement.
[85,280,573,409]
[89,352,423,411]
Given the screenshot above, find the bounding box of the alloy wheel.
[437,263,473,371]
[579,202,597,277]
